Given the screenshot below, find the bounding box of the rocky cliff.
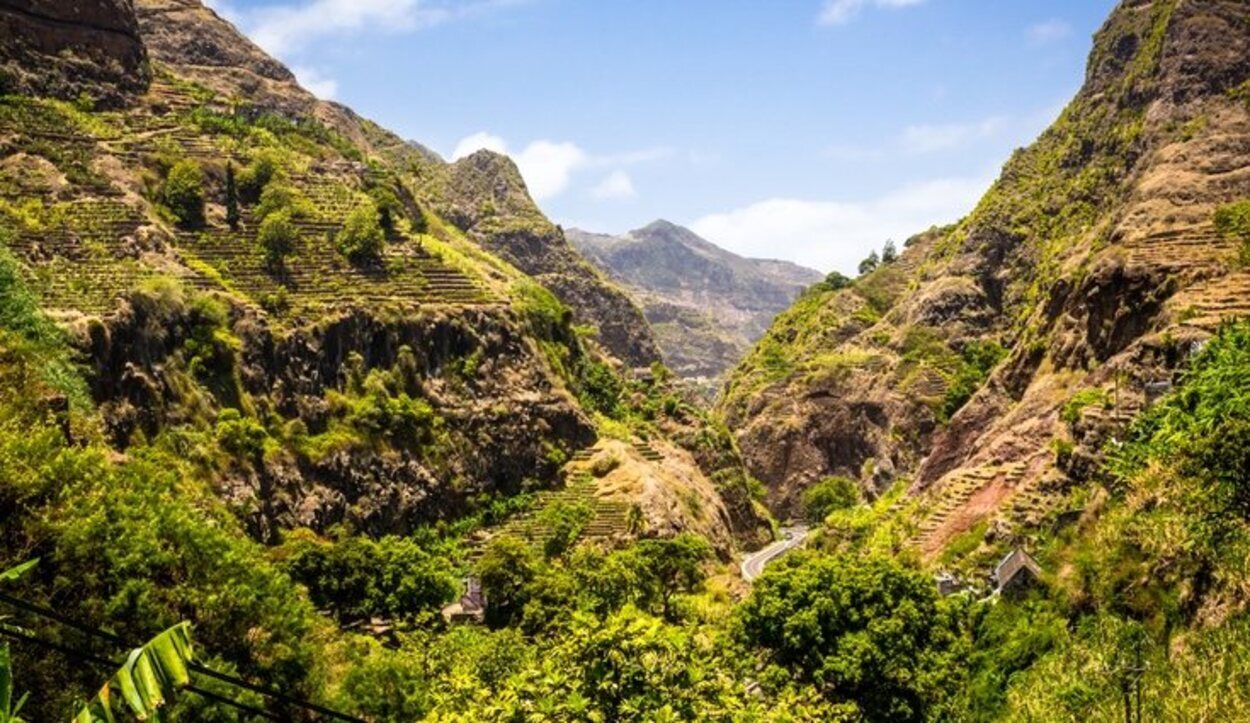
[569,221,822,380]
[0,0,149,106]
[723,0,1250,541]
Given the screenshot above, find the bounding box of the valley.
[1,0,1249,721]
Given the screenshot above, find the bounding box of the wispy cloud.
[590,171,636,201]
[900,116,1007,154]
[690,174,992,274]
[818,0,927,26]
[206,0,531,99]
[450,134,665,202]
[291,66,339,99]
[1027,19,1073,46]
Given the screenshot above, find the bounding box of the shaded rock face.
[85,298,595,541]
[569,221,822,380]
[0,0,149,106]
[725,0,1250,543]
[430,151,663,368]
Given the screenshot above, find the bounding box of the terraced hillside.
[723,0,1250,562]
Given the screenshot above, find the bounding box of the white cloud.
[1027,19,1072,46]
[221,0,528,57]
[514,141,588,201]
[291,66,339,99]
[818,0,927,26]
[451,131,508,159]
[690,175,992,274]
[449,133,668,202]
[591,170,636,201]
[900,116,1007,154]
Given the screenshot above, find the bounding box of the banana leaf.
[72,623,194,723]
[0,560,37,586]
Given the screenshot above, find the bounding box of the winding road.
[741,525,809,582]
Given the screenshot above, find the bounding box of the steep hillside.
[0,1,765,551]
[569,220,822,379]
[723,0,1250,539]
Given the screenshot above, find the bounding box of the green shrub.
[1061,387,1112,426]
[336,203,385,263]
[237,151,280,203]
[257,209,298,268]
[162,160,205,227]
[539,501,594,558]
[254,181,312,224]
[941,340,1008,421]
[801,476,860,523]
[279,530,457,622]
[1214,200,1250,264]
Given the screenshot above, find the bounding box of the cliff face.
[0,0,149,106]
[723,0,1250,536]
[569,221,822,380]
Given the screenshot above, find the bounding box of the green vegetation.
[162,159,205,227]
[257,208,298,269]
[224,161,241,230]
[940,340,1007,421]
[736,552,969,721]
[337,202,386,263]
[1215,200,1250,264]
[1061,386,1112,426]
[279,530,457,623]
[801,475,860,522]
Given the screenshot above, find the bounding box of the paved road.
[741,525,809,582]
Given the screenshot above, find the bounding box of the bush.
[801,476,860,522]
[940,340,1007,421]
[589,453,622,478]
[736,552,968,721]
[279,531,457,622]
[162,159,205,227]
[1214,200,1250,264]
[255,181,312,224]
[539,501,594,558]
[336,203,385,263]
[257,209,298,268]
[237,151,280,203]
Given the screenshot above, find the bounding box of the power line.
[0,626,280,721]
[0,591,365,723]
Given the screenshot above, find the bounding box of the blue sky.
[207,0,1117,274]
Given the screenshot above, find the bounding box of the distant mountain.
[568,221,823,379]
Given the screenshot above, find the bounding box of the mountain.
[0,2,776,714]
[722,0,1250,533]
[569,221,823,379]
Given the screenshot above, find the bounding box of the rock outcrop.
[0,0,149,106]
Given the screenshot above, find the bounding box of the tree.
[736,553,967,722]
[823,271,853,291]
[257,209,298,270]
[478,536,540,628]
[162,160,205,227]
[255,182,311,225]
[237,151,279,203]
[336,203,385,263]
[858,250,880,276]
[634,534,712,622]
[881,239,898,264]
[801,476,860,523]
[225,162,240,231]
[367,185,402,235]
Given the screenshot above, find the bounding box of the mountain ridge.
[569,220,822,379]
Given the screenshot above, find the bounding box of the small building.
[993,549,1043,597]
[935,572,965,597]
[440,576,486,624]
